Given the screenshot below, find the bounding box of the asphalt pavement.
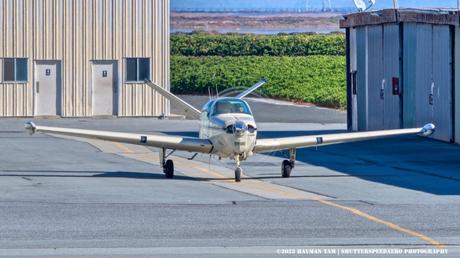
[174,95,346,123]
[0,99,459,258]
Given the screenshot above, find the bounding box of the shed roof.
[340,9,459,28]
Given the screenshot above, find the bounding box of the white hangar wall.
[0,0,170,117]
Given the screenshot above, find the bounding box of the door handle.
[380,79,385,100]
[36,82,40,93]
[429,82,435,105]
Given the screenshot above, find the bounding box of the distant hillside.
[171,0,458,13]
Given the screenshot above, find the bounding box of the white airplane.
[25,79,435,182]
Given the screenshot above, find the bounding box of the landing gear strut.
[281,148,296,178]
[160,148,175,179]
[234,155,242,182]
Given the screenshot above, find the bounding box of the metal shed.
[0,0,170,117]
[341,9,459,143]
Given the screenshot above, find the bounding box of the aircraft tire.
[235,167,242,182]
[164,159,174,179]
[282,160,292,178]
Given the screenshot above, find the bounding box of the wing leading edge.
[25,122,213,154]
[253,124,435,153]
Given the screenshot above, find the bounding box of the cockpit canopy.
[206,98,252,116]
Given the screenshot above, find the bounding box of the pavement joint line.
[55,136,447,249]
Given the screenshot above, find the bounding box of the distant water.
[171,27,342,35]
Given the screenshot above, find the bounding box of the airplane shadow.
[257,133,460,196]
[0,170,195,181]
[156,129,460,195]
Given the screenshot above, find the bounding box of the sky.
[171,0,459,12]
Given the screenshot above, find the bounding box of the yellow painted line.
[112,142,134,154]
[317,199,445,249]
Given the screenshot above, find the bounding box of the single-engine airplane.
[25,79,435,182]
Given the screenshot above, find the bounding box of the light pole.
[393,0,399,9]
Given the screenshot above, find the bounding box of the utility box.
[341,9,459,143]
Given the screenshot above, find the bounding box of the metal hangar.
[341,9,460,143]
[0,0,170,117]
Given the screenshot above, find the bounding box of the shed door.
[349,28,359,131]
[432,26,453,142]
[356,26,368,131]
[383,24,402,129]
[92,61,118,116]
[413,24,453,142]
[414,24,433,129]
[366,25,384,131]
[34,61,62,116]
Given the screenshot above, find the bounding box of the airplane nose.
[226,120,247,135]
[233,121,247,133]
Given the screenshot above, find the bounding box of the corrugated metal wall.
[382,24,401,130]
[432,25,453,142]
[366,25,384,131]
[0,0,170,117]
[349,28,358,131]
[350,21,454,142]
[455,27,460,144]
[403,23,453,142]
[354,24,402,131]
[356,26,368,131]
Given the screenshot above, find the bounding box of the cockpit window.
[211,99,251,115]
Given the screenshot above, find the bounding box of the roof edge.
[340,9,459,28]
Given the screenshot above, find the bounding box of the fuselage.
[198,98,257,160]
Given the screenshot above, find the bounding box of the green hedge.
[171,55,346,109]
[171,32,345,56]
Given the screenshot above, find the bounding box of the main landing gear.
[164,159,174,178]
[160,148,175,179]
[281,148,296,178]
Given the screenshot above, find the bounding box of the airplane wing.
[25,122,213,154]
[253,124,435,153]
[144,80,202,119]
[236,79,267,99]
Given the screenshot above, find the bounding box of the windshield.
[211,99,251,115]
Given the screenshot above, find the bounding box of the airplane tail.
[236,79,267,99]
[144,80,201,119]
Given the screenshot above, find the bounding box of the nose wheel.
[234,155,243,182]
[234,167,242,182]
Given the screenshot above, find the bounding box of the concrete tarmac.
[0,100,459,257]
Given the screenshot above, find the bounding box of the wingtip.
[25,121,37,135]
[421,123,435,136]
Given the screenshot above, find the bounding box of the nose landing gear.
[234,155,243,182]
[234,167,242,182]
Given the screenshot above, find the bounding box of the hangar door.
[355,25,402,131]
[34,61,62,116]
[412,25,453,142]
[91,61,118,116]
